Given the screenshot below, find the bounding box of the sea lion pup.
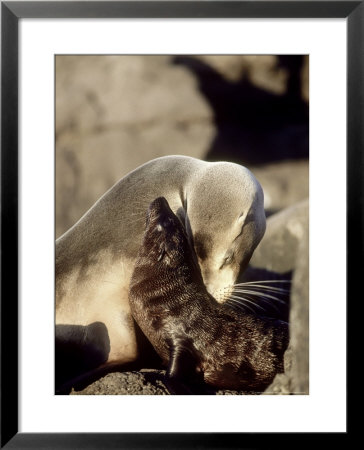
[56,155,266,388]
[129,197,288,393]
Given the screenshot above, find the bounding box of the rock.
[263,228,309,395]
[173,55,308,166]
[253,160,309,214]
[255,202,309,394]
[234,200,309,394]
[248,198,309,274]
[70,370,170,395]
[286,225,309,394]
[71,368,260,396]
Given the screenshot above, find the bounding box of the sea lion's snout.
[146,197,171,226]
[148,196,170,215]
[144,197,188,267]
[147,197,181,232]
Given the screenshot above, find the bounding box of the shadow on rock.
[173,55,309,166]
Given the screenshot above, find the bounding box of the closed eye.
[219,254,234,270]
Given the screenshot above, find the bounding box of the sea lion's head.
[185,162,266,300]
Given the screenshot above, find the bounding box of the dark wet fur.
[129,197,289,392]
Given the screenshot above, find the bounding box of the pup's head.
[142,197,190,269]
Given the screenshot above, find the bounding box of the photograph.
[2,0,355,445]
[55,54,309,396]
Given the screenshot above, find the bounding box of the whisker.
[234,285,289,294]
[242,293,281,313]
[229,294,267,313]
[226,299,247,311]
[230,293,281,314]
[231,289,286,305]
[233,280,291,286]
[226,298,256,314]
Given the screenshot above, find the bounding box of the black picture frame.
[1,1,358,448]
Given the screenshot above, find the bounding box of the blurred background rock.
[56,55,308,237]
[56,55,309,395]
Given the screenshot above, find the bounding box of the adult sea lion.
[129,197,288,393]
[56,155,266,387]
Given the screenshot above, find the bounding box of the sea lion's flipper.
[164,336,207,395]
[167,336,198,379]
[55,322,110,391]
